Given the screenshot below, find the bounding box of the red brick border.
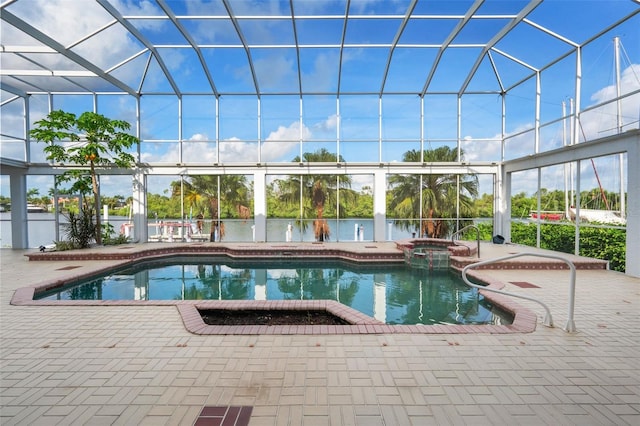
[11,281,537,335]
[12,242,551,335]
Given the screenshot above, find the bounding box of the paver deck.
[1,242,639,425]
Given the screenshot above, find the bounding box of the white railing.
[451,224,480,258]
[461,253,577,333]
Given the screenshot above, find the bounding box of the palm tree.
[276,266,360,305]
[387,147,478,238]
[275,148,353,239]
[221,176,252,219]
[171,175,250,220]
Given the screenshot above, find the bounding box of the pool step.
[404,248,451,271]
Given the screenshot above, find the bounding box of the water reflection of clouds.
[101,278,135,300]
[266,269,298,279]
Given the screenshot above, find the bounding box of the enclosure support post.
[494,164,510,242]
[254,170,267,242]
[10,173,28,249]
[132,169,148,243]
[373,170,387,242]
[626,139,640,277]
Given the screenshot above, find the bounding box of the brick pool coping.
[9,272,537,335]
[177,286,538,334]
[11,242,547,335]
[13,239,609,334]
[25,241,408,263]
[25,239,609,270]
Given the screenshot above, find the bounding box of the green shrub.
[578,226,626,272]
[53,240,77,251]
[62,207,96,248]
[511,222,626,272]
[469,221,626,272]
[101,223,130,246]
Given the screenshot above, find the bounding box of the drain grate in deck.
[55,265,81,271]
[509,281,540,288]
[194,406,252,426]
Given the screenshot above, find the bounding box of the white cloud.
[183,138,218,163]
[267,269,298,279]
[138,121,312,163]
[218,121,311,163]
[580,64,640,140]
[2,0,179,90]
[1,2,637,201]
[219,137,257,163]
[460,122,534,163]
[253,55,297,91]
[350,174,374,192]
[183,1,229,44]
[262,121,311,161]
[189,133,208,142]
[590,64,640,104]
[302,51,340,92]
[314,114,338,132]
[460,65,639,166]
[348,0,405,14]
[462,63,639,167]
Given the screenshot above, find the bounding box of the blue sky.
[1,0,639,198]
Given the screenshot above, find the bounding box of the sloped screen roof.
[2,0,638,97]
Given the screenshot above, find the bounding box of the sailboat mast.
[591,158,610,210]
[614,36,626,218]
[563,101,570,220]
[614,37,622,132]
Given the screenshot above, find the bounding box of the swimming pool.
[35,257,512,326]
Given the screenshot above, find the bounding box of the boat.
[569,208,626,225]
[529,211,564,221]
[27,204,47,213]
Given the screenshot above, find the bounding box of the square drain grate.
[194,406,252,426]
[509,281,540,288]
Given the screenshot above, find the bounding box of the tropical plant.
[171,175,251,220]
[30,110,139,244]
[26,188,40,203]
[387,147,478,238]
[474,221,626,272]
[101,223,130,246]
[274,148,353,238]
[61,206,96,249]
[276,266,360,305]
[179,264,253,300]
[53,240,75,251]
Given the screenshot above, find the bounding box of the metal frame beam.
[458,0,542,96]
[503,129,639,173]
[221,0,260,97]
[96,0,181,96]
[1,9,138,96]
[379,0,418,95]
[156,0,220,98]
[420,0,484,97]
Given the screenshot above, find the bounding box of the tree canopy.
[387,147,478,237]
[30,110,139,244]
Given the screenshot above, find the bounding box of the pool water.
[36,257,512,326]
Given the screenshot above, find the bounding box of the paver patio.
[1,243,638,425]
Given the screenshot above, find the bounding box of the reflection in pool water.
[36,257,512,326]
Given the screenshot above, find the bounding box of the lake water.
[35,257,511,326]
[0,212,417,248]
